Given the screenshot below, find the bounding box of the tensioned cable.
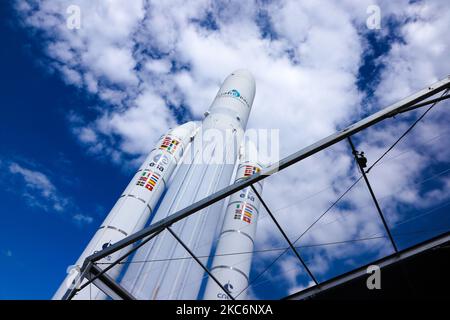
[96,227,447,265]
[366,88,450,174]
[317,166,450,230]
[233,88,450,299]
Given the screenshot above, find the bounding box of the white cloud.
[144,59,172,74]
[6,162,93,225]
[375,0,450,105]
[87,46,138,85]
[9,162,56,199]
[73,213,94,224]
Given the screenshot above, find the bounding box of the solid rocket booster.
[53,121,198,300]
[203,153,263,300]
[120,70,256,299]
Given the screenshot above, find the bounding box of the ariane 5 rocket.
[55,70,261,300]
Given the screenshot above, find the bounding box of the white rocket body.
[120,70,256,299]
[203,159,263,300]
[53,122,198,300]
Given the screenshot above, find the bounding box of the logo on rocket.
[230,89,240,97]
[223,281,234,293]
[218,88,250,108]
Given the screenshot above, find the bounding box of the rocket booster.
[120,70,256,299]
[203,153,264,300]
[53,122,198,300]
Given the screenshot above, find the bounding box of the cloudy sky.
[0,0,449,299]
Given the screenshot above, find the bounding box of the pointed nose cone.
[206,69,256,129]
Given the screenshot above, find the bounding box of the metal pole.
[251,185,319,284]
[347,137,398,252]
[166,227,235,300]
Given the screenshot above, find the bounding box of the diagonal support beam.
[251,185,319,285]
[167,227,235,300]
[347,137,398,253]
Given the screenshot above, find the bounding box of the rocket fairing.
[53,122,198,300]
[120,70,256,300]
[203,156,264,300]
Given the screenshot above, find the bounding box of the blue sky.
[0,2,132,299]
[0,0,449,299]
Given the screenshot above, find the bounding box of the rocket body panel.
[53,122,198,300]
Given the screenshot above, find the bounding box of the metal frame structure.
[62,76,450,300]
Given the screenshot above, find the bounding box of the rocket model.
[54,70,257,300]
[203,153,263,300]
